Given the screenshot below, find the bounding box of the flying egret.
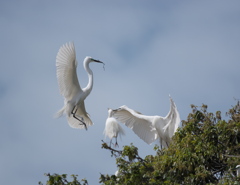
[111,96,180,148]
[55,42,104,130]
[104,108,125,147]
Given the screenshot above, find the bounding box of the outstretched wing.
[56,42,82,100]
[112,105,158,145]
[163,96,181,138]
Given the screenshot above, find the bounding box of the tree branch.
[223,154,240,158]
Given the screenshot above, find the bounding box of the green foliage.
[39,102,240,184]
[100,102,240,185]
[39,173,88,185]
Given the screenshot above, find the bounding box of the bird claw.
[84,124,88,131]
[114,142,119,148]
[79,117,88,131]
[78,121,87,131]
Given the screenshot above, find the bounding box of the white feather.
[112,96,180,147]
[104,109,125,146]
[55,42,104,130]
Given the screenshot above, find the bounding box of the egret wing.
[163,96,181,138]
[112,105,158,145]
[56,42,82,100]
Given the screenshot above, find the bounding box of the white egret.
[236,165,240,177]
[104,108,125,147]
[55,42,104,130]
[111,96,180,148]
[115,170,122,177]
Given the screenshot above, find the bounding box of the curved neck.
[82,62,93,98]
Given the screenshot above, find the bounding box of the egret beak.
[92,58,103,63]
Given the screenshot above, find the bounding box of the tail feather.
[67,108,93,129]
[54,105,66,118]
[55,103,93,130]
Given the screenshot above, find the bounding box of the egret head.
[108,108,114,117]
[85,56,103,64]
[84,56,105,70]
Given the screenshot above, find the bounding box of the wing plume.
[56,42,82,100]
[112,105,158,145]
[163,96,181,140]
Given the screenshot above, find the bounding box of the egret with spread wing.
[111,96,180,148]
[55,42,104,130]
[104,108,125,147]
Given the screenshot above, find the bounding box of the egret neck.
[82,60,94,100]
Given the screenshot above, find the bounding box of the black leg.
[71,106,87,130]
[115,137,119,148]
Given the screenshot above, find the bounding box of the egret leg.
[160,139,163,150]
[109,139,113,147]
[115,137,119,148]
[71,106,87,130]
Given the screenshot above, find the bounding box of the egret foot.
[114,142,119,148]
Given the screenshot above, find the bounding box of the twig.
[223,154,240,158]
[101,140,122,154]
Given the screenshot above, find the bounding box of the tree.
[40,101,240,185]
[38,173,88,185]
[100,102,240,185]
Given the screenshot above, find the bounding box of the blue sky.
[0,1,240,184]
